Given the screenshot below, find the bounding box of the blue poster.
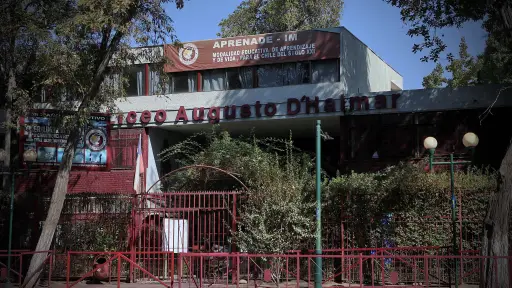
[21,111,110,168]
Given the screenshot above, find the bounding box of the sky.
[165,0,488,90]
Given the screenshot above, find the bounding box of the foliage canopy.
[217,0,343,38]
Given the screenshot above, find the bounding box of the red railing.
[0,250,54,286]
[2,251,511,287]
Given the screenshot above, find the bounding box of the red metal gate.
[131,191,241,281]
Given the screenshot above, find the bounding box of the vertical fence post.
[371,253,374,287]
[117,253,121,288]
[296,252,300,288]
[19,254,23,285]
[359,253,363,288]
[178,253,182,288]
[424,256,429,287]
[236,253,240,288]
[66,252,70,288]
[381,251,385,285]
[49,253,53,286]
[199,255,203,288]
[170,252,175,287]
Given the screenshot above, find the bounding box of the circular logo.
[85,129,107,151]
[178,43,199,65]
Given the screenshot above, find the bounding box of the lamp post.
[423,132,479,288]
[315,120,322,288]
[0,148,37,283]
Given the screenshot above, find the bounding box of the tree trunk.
[480,142,512,288]
[21,128,80,288]
[2,69,14,195]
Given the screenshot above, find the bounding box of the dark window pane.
[126,65,145,96]
[257,64,283,88]
[150,67,170,95]
[202,70,225,91]
[283,62,310,85]
[172,72,197,93]
[227,67,253,90]
[311,59,338,83]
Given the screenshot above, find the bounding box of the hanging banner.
[164,30,341,72]
[19,111,111,169]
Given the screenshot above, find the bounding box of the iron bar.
[428,152,472,288]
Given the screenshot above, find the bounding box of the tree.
[161,130,316,284]
[422,37,482,88]
[160,130,316,251]
[0,0,70,206]
[422,63,446,88]
[385,0,512,286]
[19,1,185,287]
[217,0,343,38]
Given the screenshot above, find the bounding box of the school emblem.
[179,43,199,65]
[85,129,107,151]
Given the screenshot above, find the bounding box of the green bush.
[324,162,497,251]
[160,129,317,254]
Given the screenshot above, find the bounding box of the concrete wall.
[147,128,186,190]
[111,84,512,128]
[339,27,403,94]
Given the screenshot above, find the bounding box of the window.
[257,64,284,88]
[227,67,253,90]
[171,72,197,93]
[283,62,310,85]
[126,65,146,96]
[202,69,226,91]
[149,67,170,95]
[311,59,338,83]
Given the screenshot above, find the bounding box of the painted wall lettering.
[287,98,301,115]
[264,103,277,116]
[126,111,137,124]
[208,106,220,123]
[175,106,188,122]
[324,98,335,112]
[255,101,262,117]
[224,105,237,119]
[193,107,205,121]
[140,110,152,124]
[350,96,370,111]
[305,96,319,114]
[154,110,167,123]
[240,104,251,118]
[120,94,401,125]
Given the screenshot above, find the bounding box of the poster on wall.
[20,111,110,169]
[164,30,341,72]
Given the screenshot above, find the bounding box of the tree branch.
[479,86,512,125]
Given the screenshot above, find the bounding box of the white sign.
[162,218,189,253]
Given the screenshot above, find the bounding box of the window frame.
[125,64,147,97]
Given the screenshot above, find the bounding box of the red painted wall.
[17,170,136,194]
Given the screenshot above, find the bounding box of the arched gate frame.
[129,165,248,283]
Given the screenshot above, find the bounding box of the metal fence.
[1,190,508,285]
[2,251,511,287]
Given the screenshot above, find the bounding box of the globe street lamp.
[423,132,479,288]
[0,148,37,283]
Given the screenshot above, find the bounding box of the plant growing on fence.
[324,162,498,251]
[161,129,317,284]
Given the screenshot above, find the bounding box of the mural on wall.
[20,111,110,169]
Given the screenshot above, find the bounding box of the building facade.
[3,26,512,283]
[15,26,512,193]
